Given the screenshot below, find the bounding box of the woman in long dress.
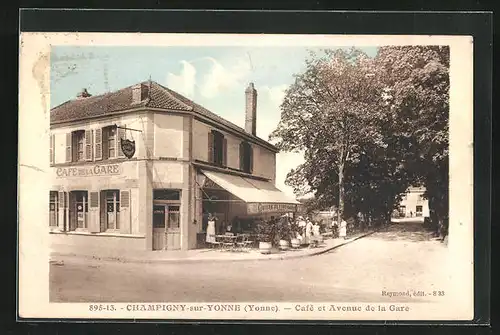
[339,219,347,239]
[206,213,216,244]
[305,218,313,244]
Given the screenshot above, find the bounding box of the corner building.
[49,81,298,251]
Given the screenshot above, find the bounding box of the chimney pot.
[245,83,257,136]
[77,88,91,99]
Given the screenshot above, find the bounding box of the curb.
[51,230,378,265]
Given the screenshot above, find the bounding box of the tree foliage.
[271,46,450,236]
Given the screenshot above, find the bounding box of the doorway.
[152,204,181,250]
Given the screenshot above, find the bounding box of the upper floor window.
[103,126,117,159]
[208,130,227,167]
[65,130,92,163]
[72,130,85,162]
[239,141,253,173]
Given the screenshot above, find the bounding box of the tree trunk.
[337,163,345,225]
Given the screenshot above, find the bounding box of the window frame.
[72,130,86,162]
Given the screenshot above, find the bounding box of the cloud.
[200,57,251,99]
[166,60,196,98]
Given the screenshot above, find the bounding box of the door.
[74,191,88,230]
[416,205,423,217]
[105,190,120,231]
[153,205,166,250]
[166,205,181,250]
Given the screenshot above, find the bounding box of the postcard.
[18,32,473,321]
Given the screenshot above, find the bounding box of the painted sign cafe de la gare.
[49,81,299,251]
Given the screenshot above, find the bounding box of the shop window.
[104,190,120,230]
[167,205,180,229]
[208,130,226,166]
[153,189,181,201]
[239,141,253,173]
[49,191,58,227]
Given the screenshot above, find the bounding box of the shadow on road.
[371,221,436,242]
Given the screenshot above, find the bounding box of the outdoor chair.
[236,234,252,252]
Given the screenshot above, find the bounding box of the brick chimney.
[245,82,257,135]
[76,88,91,99]
[132,82,150,104]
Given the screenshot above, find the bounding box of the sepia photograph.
[18,32,475,321]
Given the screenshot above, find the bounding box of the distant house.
[397,186,430,218]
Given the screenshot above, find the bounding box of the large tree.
[375,46,450,237]
[270,48,387,225]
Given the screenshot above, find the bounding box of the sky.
[51,45,378,197]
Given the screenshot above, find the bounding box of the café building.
[49,81,299,251]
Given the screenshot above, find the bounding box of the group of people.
[295,216,348,244]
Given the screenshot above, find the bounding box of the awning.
[200,170,300,215]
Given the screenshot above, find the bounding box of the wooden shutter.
[222,137,228,167]
[119,190,131,234]
[65,133,72,162]
[239,142,244,170]
[94,128,103,160]
[58,191,65,208]
[57,191,66,231]
[117,125,126,158]
[207,131,214,163]
[249,146,254,174]
[49,134,54,165]
[88,191,100,233]
[102,128,109,160]
[99,191,106,232]
[85,130,93,161]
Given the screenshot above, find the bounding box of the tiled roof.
[50,81,277,151]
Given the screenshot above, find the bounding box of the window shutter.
[85,130,93,161]
[88,192,100,233]
[121,190,130,208]
[102,128,109,160]
[119,190,131,234]
[99,192,106,232]
[65,133,72,162]
[58,191,65,208]
[249,146,254,174]
[117,125,126,158]
[90,192,99,208]
[239,142,244,170]
[49,134,54,165]
[95,128,102,160]
[207,131,214,163]
[222,137,228,167]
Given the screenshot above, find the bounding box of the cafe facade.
[49,81,299,252]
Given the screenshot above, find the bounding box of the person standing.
[305,218,313,244]
[339,219,347,240]
[206,213,216,244]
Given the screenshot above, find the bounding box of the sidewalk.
[50,230,376,264]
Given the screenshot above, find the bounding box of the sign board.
[56,164,122,178]
[247,203,298,215]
